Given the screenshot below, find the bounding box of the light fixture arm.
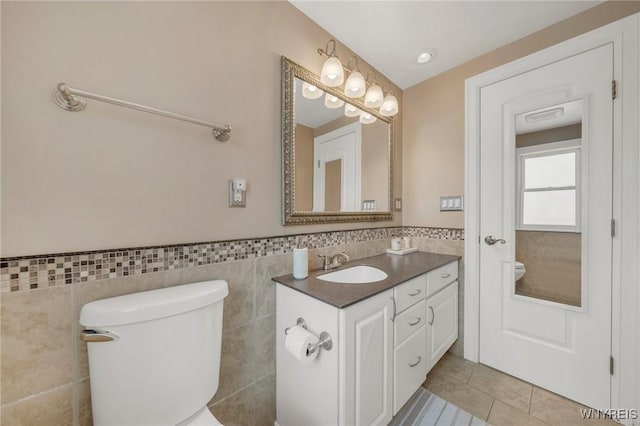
[317,39,338,58]
[346,56,361,72]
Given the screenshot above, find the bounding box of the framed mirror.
[281,56,394,225]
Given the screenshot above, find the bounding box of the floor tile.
[423,372,494,421]
[529,387,618,426]
[488,399,549,426]
[468,363,533,412]
[428,352,476,383]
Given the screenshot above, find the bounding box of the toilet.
[515,261,526,281]
[80,280,229,426]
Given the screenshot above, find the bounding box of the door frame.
[464,13,639,414]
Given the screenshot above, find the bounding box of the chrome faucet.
[319,252,351,270]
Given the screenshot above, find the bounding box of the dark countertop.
[272,251,460,309]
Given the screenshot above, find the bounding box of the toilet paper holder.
[284,317,333,355]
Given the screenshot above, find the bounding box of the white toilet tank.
[80,280,228,426]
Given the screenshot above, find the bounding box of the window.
[517,140,581,232]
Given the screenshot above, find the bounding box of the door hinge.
[610,356,614,375]
[612,80,617,99]
[317,160,320,168]
[611,219,616,237]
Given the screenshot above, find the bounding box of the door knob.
[484,236,506,245]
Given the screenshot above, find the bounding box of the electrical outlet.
[229,179,246,207]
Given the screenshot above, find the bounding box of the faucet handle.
[318,254,330,270]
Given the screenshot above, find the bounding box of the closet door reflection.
[514,99,583,307]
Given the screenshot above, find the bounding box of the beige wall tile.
[468,364,532,412]
[76,378,93,426]
[1,287,73,403]
[255,254,292,318]
[182,259,255,329]
[488,399,548,426]
[209,384,255,426]
[254,315,276,380]
[1,384,73,425]
[365,238,393,257]
[209,374,275,426]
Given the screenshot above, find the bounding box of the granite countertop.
[272,251,460,309]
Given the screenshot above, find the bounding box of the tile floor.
[422,353,619,426]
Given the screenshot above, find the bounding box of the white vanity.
[273,252,459,426]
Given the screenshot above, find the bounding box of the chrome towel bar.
[53,82,231,141]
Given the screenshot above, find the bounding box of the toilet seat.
[515,261,525,269]
[177,407,223,426]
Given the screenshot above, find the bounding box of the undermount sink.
[317,265,388,284]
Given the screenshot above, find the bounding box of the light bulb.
[344,70,366,98]
[344,103,361,117]
[364,84,384,108]
[359,112,377,124]
[380,93,398,117]
[324,93,344,109]
[320,56,344,87]
[302,82,323,99]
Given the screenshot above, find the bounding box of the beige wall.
[294,124,313,211]
[402,1,640,228]
[1,1,403,257]
[516,231,582,307]
[516,124,581,148]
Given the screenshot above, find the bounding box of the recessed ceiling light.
[416,49,437,64]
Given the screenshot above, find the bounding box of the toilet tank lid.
[80,280,228,327]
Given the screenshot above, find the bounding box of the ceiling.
[290,1,604,90]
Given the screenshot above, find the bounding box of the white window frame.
[516,139,581,232]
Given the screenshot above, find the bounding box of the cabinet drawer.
[426,261,458,297]
[394,299,426,346]
[393,325,427,414]
[394,274,426,313]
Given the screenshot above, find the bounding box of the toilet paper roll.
[285,325,319,365]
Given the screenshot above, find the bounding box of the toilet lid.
[514,261,524,269]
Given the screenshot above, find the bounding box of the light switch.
[439,196,464,211]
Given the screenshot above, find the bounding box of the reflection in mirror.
[294,78,390,212]
[514,99,583,307]
[281,56,393,225]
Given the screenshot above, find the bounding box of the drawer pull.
[408,289,422,297]
[428,306,435,325]
[408,317,421,326]
[409,356,422,368]
[391,297,397,322]
[441,273,451,279]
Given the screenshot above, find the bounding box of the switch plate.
[362,200,377,212]
[440,195,463,211]
[394,198,402,211]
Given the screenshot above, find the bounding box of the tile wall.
[0,226,463,426]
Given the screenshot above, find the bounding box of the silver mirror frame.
[281,56,394,225]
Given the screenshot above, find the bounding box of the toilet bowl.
[515,261,526,281]
[80,280,229,426]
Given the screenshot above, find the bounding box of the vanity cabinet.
[275,257,458,426]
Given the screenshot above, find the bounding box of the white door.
[479,44,613,409]
[313,122,362,211]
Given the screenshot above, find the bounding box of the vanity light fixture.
[416,48,438,64]
[344,103,361,117]
[359,112,377,124]
[324,93,345,109]
[380,84,399,117]
[344,57,366,98]
[316,39,399,118]
[302,82,323,100]
[364,72,384,108]
[319,39,344,87]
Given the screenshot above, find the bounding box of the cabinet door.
[426,282,458,371]
[340,290,393,426]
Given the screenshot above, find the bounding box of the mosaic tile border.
[404,226,465,240]
[0,226,463,293]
